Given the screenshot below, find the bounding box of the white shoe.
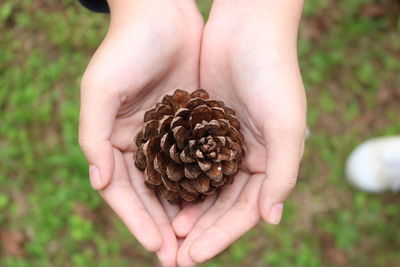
[346,136,400,193]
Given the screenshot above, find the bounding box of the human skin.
[172,0,306,265]
[78,0,203,266]
[78,0,306,266]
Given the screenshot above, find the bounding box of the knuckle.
[211,223,232,240]
[215,194,234,209]
[78,136,91,153]
[285,177,298,190]
[136,188,156,200]
[265,176,298,196]
[80,68,102,90]
[80,71,109,93]
[80,72,94,92]
[300,139,306,158]
[235,196,255,212]
[277,121,306,139]
[269,111,306,137]
[109,175,132,188]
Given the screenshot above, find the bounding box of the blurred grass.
[1,0,400,266]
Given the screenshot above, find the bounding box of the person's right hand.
[78,1,203,266]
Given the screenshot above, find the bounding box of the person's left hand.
[172,1,307,265]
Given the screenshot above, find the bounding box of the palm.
[174,10,306,265]
[80,1,306,265]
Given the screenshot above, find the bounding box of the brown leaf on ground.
[0,230,27,257]
[377,86,400,105]
[11,191,29,219]
[353,111,377,131]
[359,4,388,19]
[325,247,348,266]
[320,233,348,266]
[302,16,333,42]
[73,202,97,222]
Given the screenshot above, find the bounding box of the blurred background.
[1,0,400,266]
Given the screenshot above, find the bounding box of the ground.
[1,0,400,266]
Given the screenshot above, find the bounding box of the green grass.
[1,0,400,266]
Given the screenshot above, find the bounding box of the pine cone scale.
[135,89,245,204]
[166,161,184,181]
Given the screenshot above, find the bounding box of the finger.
[259,124,305,225]
[100,148,162,252]
[177,172,249,267]
[124,153,178,267]
[172,194,216,238]
[79,81,120,189]
[160,197,181,223]
[177,238,184,247]
[189,174,263,263]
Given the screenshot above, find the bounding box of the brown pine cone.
[134,89,245,204]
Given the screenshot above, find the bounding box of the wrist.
[107,0,180,14]
[107,0,137,10]
[106,0,183,29]
[210,0,304,34]
[107,0,141,17]
[209,0,303,55]
[106,0,156,32]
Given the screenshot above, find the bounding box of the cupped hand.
[173,1,307,265]
[78,1,203,266]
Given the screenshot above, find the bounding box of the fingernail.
[89,165,102,189]
[267,203,284,225]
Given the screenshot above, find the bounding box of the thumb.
[79,80,120,190]
[259,124,305,225]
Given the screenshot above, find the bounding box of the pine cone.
[134,89,245,204]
